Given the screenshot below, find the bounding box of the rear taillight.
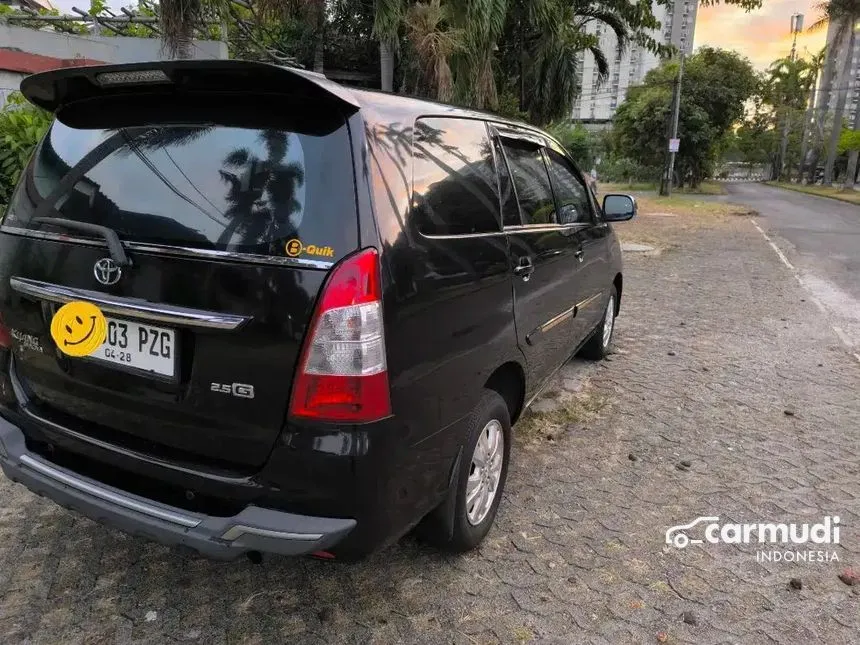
[289,248,391,423]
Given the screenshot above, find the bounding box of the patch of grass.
[516,391,608,442]
[512,626,534,642]
[635,195,754,218]
[611,193,755,252]
[766,181,860,206]
[617,232,672,251]
[598,181,725,196]
[598,182,657,194]
[684,181,726,195]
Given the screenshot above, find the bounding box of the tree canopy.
[612,47,758,187]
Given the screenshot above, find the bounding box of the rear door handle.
[513,257,535,281]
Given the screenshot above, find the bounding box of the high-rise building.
[818,20,860,126]
[572,1,698,123]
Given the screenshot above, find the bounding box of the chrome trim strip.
[575,292,603,311]
[0,226,334,270]
[10,277,250,330]
[417,223,589,240]
[421,230,506,240]
[526,303,576,344]
[220,525,323,542]
[504,223,589,233]
[539,305,576,333]
[18,454,202,528]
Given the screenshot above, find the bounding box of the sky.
[694,0,828,69]
[50,0,828,72]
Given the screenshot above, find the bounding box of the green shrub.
[597,157,660,185]
[0,92,53,206]
[545,121,596,169]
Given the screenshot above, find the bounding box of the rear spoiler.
[20,59,361,117]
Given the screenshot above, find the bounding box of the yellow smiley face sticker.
[50,301,107,357]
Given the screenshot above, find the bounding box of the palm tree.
[809,0,860,185]
[403,0,463,100]
[159,0,201,59]
[798,47,826,182]
[449,0,509,111]
[374,0,404,92]
[765,56,816,180]
[522,0,631,124]
[159,0,325,66]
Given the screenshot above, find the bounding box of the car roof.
[348,87,529,129]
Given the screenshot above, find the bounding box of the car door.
[544,145,612,343]
[492,129,585,395]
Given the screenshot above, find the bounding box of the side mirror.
[558,203,579,224]
[602,194,637,222]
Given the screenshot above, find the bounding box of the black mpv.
[0,61,635,560]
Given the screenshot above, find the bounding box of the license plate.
[89,318,176,378]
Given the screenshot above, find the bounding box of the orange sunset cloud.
[694,1,828,69]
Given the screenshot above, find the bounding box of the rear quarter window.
[411,117,500,235]
[4,108,357,263]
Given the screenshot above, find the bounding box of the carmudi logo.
[665,516,842,563]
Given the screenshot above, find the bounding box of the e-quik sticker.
[285,238,335,258]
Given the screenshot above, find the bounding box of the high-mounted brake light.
[96,70,171,86]
[289,248,391,423]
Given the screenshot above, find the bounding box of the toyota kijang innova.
[0,60,635,561]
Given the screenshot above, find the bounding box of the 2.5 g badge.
[211,382,255,399]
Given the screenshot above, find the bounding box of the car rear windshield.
[4,104,357,262]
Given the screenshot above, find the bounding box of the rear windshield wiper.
[33,217,132,267]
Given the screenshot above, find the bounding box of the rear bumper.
[0,416,355,560]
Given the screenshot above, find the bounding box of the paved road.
[2,208,859,644]
[723,183,860,355]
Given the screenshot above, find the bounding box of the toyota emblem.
[93,258,122,286]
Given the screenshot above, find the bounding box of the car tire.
[580,286,617,360]
[418,389,511,552]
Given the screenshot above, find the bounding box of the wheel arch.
[484,361,526,425]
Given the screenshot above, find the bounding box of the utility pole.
[778,13,804,181]
[798,48,818,185]
[660,53,685,196]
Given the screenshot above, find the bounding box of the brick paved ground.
[1,205,858,644]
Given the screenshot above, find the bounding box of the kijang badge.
[50,301,107,357]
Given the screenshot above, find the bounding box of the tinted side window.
[546,149,593,224]
[412,118,500,235]
[501,140,556,226]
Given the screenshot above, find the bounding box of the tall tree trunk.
[380,41,394,91]
[808,42,838,183]
[177,39,192,60]
[519,33,526,113]
[312,0,325,74]
[825,28,855,186]
[798,69,818,183]
[778,107,791,181]
[313,43,325,73]
[843,105,860,190]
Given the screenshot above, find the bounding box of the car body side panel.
[361,103,523,515]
